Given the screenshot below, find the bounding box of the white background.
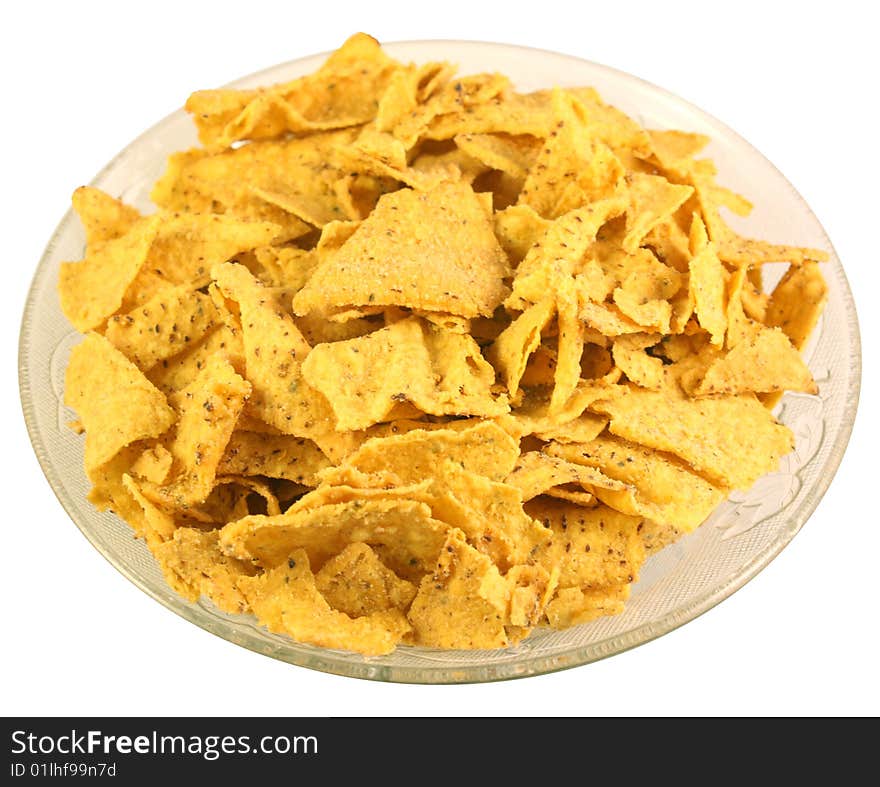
[2,1,877,716]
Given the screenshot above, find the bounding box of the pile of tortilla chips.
[59,34,829,656]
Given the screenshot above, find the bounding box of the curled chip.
[58,34,827,655]
[65,334,176,473]
[238,549,411,656]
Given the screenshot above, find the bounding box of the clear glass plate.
[19,41,861,683]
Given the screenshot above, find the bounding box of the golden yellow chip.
[648,129,710,171]
[104,286,220,371]
[693,176,828,266]
[550,290,585,412]
[315,543,417,616]
[623,173,693,253]
[213,262,337,442]
[688,214,728,346]
[518,90,624,218]
[547,435,727,532]
[492,204,551,265]
[506,451,625,502]
[72,186,142,250]
[186,33,403,149]
[407,529,511,649]
[302,317,506,431]
[506,564,559,628]
[344,421,519,483]
[122,213,280,311]
[146,323,244,396]
[455,132,540,180]
[239,548,411,656]
[301,318,429,430]
[375,60,454,132]
[64,334,176,473]
[253,246,318,290]
[151,135,349,238]
[765,261,828,351]
[217,431,331,486]
[489,298,555,397]
[545,584,630,628]
[507,198,626,310]
[129,444,174,486]
[693,327,817,396]
[293,181,510,318]
[153,528,257,614]
[612,334,666,389]
[396,73,515,144]
[533,412,607,444]
[590,385,794,490]
[146,356,251,508]
[527,499,646,590]
[59,216,160,332]
[220,498,449,580]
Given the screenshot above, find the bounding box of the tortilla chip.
[506,452,625,502]
[151,138,343,239]
[148,356,251,508]
[508,198,626,310]
[407,529,511,649]
[213,262,338,442]
[765,261,828,351]
[253,246,318,290]
[129,444,174,486]
[527,499,646,589]
[533,412,608,444]
[146,324,244,396]
[489,298,555,397]
[694,177,828,265]
[693,326,817,396]
[64,334,176,472]
[688,214,728,346]
[220,498,449,581]
[59,216,160,332]
[343,421,519,483]
[518,90,624,218]
[124,213,281,312]
[302,317,506,431]
[547,435,727,531]
[545,584,630,628]
[589,385,794,490]
[186,33,403,149]
[218,431,332,486]
[315,543,417,616]
[153,528,257,614]
[239,549,411,656]
[612,334,666,389]
[395,73,514,146]
[506,564,559,628]
[293,181,510,319]
[455,132,540,180]
[492,204,551,265]
[71,186,142,250]
[550,290,585,413]
[104,286,221,371]
[648,129,710,170]
[302,317,428,431]
[579,299,645,336]
[623,173,693,253]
